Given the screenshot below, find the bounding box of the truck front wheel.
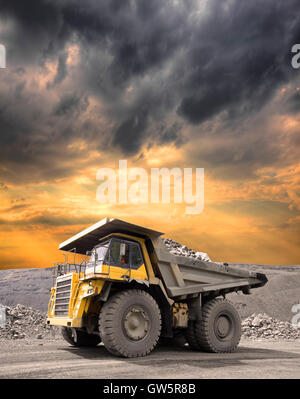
[99,289,162,358]
[61,327,101,347]
[194,298,241,353]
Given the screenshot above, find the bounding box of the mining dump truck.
[47,217,267,358]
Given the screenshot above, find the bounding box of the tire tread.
[99,289,161,358]
[194,298,241,353]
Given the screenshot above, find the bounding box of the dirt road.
[0,339,299,379]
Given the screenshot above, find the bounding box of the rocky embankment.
[241,313,300,340]
[0,304,299,342]
[0,304,60,340]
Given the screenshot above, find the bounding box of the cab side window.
[130,244,143,269]
[108,240,129,267]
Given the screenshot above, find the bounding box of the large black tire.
[99,289,162,358]
[61,327,101,347]
[194,298,241,353]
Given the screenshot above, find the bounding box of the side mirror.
[86,250,92,256]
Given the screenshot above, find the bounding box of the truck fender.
[129,278,149,287]
[97,281,112,302]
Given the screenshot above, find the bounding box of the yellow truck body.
[46,217,267,357]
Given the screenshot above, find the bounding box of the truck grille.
[54,274,72,316]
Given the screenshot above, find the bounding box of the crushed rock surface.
[0,304,61,341]
[241,312,300,341]
[1,304,299,343]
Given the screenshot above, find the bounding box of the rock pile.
[163,238,211,262]
[241,313,300,340]
[0,304,59,340]
[1,307,299,342]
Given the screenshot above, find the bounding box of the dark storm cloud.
[177,1,300,124]
[48,50,69,88]
[113,106,148,155]
[157,122,183,147]
[0,0,194,180]
[53,93,89,116]
[0,0,300,183]
[0,0,70,64]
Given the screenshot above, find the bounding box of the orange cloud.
[0,148,299,269]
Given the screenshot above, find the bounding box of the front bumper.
[46,317,83,328]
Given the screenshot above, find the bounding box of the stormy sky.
[0,0,300,268]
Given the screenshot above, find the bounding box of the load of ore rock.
[163,238,211,262]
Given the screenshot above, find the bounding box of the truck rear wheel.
[194,298,241,353]
[61,327,101,347]
[99,289,161,358]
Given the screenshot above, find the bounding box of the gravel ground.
[0,339,299,379]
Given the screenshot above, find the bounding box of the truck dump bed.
[59,217,267,298]
[151,237,267,298]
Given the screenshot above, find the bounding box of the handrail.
[122,267,131,280]
[71,280,80,318]
[48,289,55,316]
